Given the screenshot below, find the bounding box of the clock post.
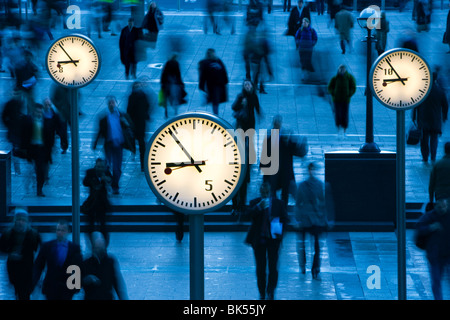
[70,88,80,245]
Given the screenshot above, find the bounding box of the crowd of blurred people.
[0,0,449,300]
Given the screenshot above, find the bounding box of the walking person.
[231,80,262,219]
[198,48,229,115]
[429,142,450,204]
[82,158,113,244]
[375,11,390,56]
[295,162,330,279]
[92,96,135,195]
[0,208,41,300]
[416,0,431,32]
[327,65,356,138]
[444,1,450,53]
[334,6,354,54]
[141,1,164,49]
[412,72,448,164]
[32,220,83,300]
[49,83,72,154]
[245,182,289,300]
[119,18,141,80]
[81,232,128,300]
[246,0,264,28]
[126,80,152,172]
[416,199,450,300]
[286,0,311,36]
[160,54,187,118]
[295,17,318,78]
[283,0,291,12]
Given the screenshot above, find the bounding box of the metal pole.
[360,27,380,153]
[71,89,80,245]
[189,213,204,300]
[396,109,406,300]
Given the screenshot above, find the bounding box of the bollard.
[0,151,11,221]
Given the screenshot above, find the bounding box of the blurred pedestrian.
[413,73,448,164]
[295,162,330,279]
[246,0,263,28]
[198,48,229,115]
[82,158,113,244]
[416,0,431,32]
[49,83,72,154]
[261,115,301,206]
[32,220,83,300]
[14,49,38,114]
[295,17,318,77]
[243,29,272,93]
[119,18,141,80]
[375,11,390,56]
[93,96,135,195]
[0,208,41,300]
[126,81,151,171]
[141,1,164,49]
[82,232,128,300]
[327,65,356,138]
[223,0,236,34]
[283,0,291,12]
[286,0,310,36]
[231,80,262,219]
[316,0,325,15]
[204,0,221,34]
[98,0,115,35]
[245,182,289,300]
[444,1,450,53]
[334,6,354,54]
[429,142,450,204]
[42,98,61,167]
[416,199,450,300]
[22,103,57,197]
[160,53,187,118]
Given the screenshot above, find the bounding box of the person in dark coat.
[444,2,450,53]
[429,142,450,204]
[22,103,57,197]
[261,115,298,206]
[82,158,113,244]
[416,199,450,300]
[198,48,229,115]
[49,83,74,154]
[246,0,263,28]
[126,81,151,171]
[92,96,135,195]
[413,73,448,163]
[295,162,331,279]
[160,54,187,118]
[14,49,38,114]
[295,17,318,74]
[141,1,164,47]
[0,208,41,300]
[231,80,262,219]
[119,18,141,79]
[286,0,311,36]
[32,220,83,300]
[327,65,356,137]
[82,232,128,300]
[416,0,431,32]
[245,182,289,300]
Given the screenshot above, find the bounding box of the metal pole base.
[189,213,204,300]
[359,142,381,153]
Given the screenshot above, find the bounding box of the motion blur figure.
[0,208,41,300]
[82,232,128,300]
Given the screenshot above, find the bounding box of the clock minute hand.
[57,60,80,65]
[166,161,206,168]
[59,44,78,67]
[168,130,202,173]
[383,78,408,85]
[385,60,405,85]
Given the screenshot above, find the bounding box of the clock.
[370,48,432,110]
[46,34,101,88]
[144,113,247,215]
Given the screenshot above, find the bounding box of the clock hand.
[57,60,80,65]
[382,78,409,86]
[166,161,206,168]
[385,60,405,85]
[59,44,78,67]
[168,130,202,173]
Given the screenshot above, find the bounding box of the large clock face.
[370,48,432,110]
[46,34,101,88]
[145,113,247,214]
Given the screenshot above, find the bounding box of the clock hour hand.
[385,60,405,85]
[166,161,206,168]
[168,130,202,173]
[57,60,80,65]
[382,78,408,86]
[59,44,78,67]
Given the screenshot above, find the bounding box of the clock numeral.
[205,180,213,191]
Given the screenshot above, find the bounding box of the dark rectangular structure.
[325,151,396,231]
[0,151,11,221]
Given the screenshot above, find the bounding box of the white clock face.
[46,35,100,88]
[370,49,432,110]
[145,113,246,214]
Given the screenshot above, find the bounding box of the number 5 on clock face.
[144,113,247,215]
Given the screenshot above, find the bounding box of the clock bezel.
[45,34,101,89]
[144,112,248,215]
[369,48,432,111]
